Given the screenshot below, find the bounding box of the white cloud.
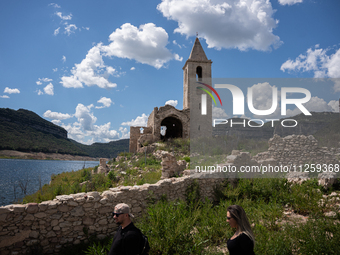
[101,23,180,69]
[64,23,78,35]
[37,90,43,95]
[37,77,53,83]
[130,67,135,71]
[173,40,182,48]
[212,105,228,118]
[62,55,66,63]
[53,68,58,72]
[165,100,178,107]
[281,46,340,91]
[157,0,281,51]
[286,96,336,116]
[96,97,113,109]
[74,103,97,131]
[49,104,130,144]
[55,11,72,20]
[43,83,54,95]
[43,110,72,120]
[49,3,61,8]
[121,113,149,127]
[278,0,303,5]
[0,95,9,99]
[60,44,117,89]
[4,87,20,94]
[60,120,121,144]
[119,127,130,139]
[54,27,60,36]
[328,100,339,112]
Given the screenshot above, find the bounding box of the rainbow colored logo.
[196,82,222,106]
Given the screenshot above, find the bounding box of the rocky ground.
[0,150,104,161]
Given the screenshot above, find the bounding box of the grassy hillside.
[71,139,130,158]
[0,108,86,155]
[0,108,129,158]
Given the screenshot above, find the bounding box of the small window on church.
[196,66,202,81]
[198,125,200,131]
[199,103,201,110]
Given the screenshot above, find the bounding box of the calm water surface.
[0,159,99,206]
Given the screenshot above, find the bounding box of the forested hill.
[0,108,129,158]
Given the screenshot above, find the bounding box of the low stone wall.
[0,177,222,255]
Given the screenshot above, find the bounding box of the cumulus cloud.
[60,44,117,89]
[119,127,130,139]
[4,87,20,94]
[74,103,97,131]
[96,97,113,109]
[101,23,181,69]
[165,100,178,107]
[43,110,73,120]
[62,55,66,63]
[286,96,337,116]
[281,46,340,91]
[157,0,281,51]
[212,105,228,118]
[43,83,54,95]
[37,90,44,95]
[328,100,339,112]
[60,120,121,144]
[121,113,149,127]
[278,0,303,5]
[130,67,135,71]
[0,95,9,99]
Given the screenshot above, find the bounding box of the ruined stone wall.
[253,134,339,166]
[129,126,153,153]
[0,177,222,255]
[149,105,190,140]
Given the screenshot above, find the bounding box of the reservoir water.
[0,159,99,206]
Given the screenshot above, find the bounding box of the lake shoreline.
[0,150,106,162]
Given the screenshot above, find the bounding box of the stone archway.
[160,117,183,141]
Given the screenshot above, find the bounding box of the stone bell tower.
[183,37,213,138]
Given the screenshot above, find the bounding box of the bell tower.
[183,37,213,138]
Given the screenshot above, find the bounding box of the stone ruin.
[95,158,110,174]
[160,152,187,179]
[217,134,340,188]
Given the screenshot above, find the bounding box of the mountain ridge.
[0,108,129,158]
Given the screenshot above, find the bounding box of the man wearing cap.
[108,203,142,255]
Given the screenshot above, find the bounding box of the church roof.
[188,37,209,61]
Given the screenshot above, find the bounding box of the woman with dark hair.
[226,205,255,255]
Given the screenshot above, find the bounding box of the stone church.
[129,37,213,153]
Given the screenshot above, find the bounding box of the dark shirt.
[108,222,141,255]
[227,232,255,255]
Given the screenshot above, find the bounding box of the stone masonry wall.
[253,134,339,166]
[0,177,222,255]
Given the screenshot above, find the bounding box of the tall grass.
[82,178,340,255]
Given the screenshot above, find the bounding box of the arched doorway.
[160,117,183,141]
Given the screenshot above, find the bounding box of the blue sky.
[1,0,339,144]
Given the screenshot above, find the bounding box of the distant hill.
[71,139,130,158]
[0,108,129,158]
